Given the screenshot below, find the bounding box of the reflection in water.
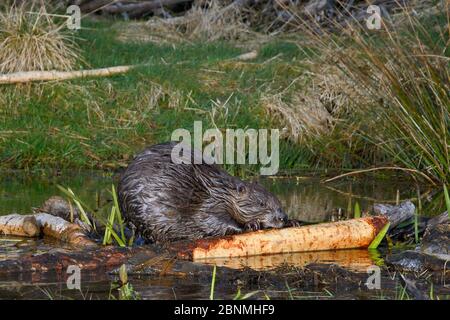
[1,171,422,219]
[198,249,376,272]
[0,170,113,215]
[260,177,420,223]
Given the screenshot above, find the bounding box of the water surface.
[0,170,446,300]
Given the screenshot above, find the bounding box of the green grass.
[444,184,450,218]
[0,9,448,181]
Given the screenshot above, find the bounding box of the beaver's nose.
[276,209,288,223]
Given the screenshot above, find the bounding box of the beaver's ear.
[236,183,247,195]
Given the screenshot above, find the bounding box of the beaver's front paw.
[285,219,303,227]
[244,219,261,231]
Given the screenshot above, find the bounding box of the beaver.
[117,141,299,243]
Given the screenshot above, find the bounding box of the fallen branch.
[373,201,415,229]
[0,214,40,237]
[0,65,133,84]
[177,216,389,260]
[234,50,258,61]
[34,213,97,247]
[79,0,116,13]
[103,0,192,15]
[323,166,436,185]
[0,213,96,247]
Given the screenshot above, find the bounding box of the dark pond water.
[0,170,448,300]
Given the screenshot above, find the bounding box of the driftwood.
[373,200,415,228]
[34,213,97,247]
[0,65,132,84]
[35,196,103,234]
[234,50,258,61]
[0,214,40,237]
[0,212,96,247]
[177,216,388,260]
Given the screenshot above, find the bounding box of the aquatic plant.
[444,184,450,218]
[117,264,140,300]
[103,185,127,246]
[354,202,361,219]
[57,185,95,230]
[233,288,259,300]
[210,265,217,300]
[368,222,390,249]
[58,184,128,247]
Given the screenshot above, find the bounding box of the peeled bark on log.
[0,66,132,84]
[178,216,388,260]
[36,196,103,234]
[34,213,97,248]
[0,214,40,237]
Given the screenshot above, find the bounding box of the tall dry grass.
[118,1,263,44]
[0,3,81,73]
[290,1,449,183]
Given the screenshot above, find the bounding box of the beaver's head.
[230,181,288,229]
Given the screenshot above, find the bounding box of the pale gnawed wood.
[0,212,96,247]
[34,213,97,247]
[0,214,40,237]
[0,66,132,84]
[178,216,388,260]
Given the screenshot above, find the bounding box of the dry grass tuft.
[262,57,374,142]
[0,4,81,73]
[117,1,265,45]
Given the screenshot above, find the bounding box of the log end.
[22,216,41,237]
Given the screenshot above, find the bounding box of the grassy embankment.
[0,5,448,184]
[0,18,315,174]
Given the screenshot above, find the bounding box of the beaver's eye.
[259,200,265,207]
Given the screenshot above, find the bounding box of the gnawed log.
[0,66,132,84]
[34,213,97,247]
[177,216,388,260]
[35,196,103,234]
[0,214,40,237]
[0,213,96,247]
